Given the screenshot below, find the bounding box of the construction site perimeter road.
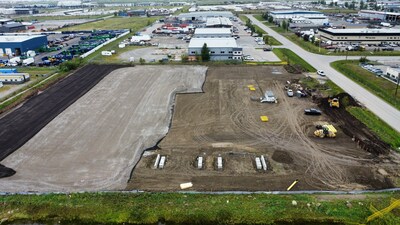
[128,66,399,192]
[0,65,207,192]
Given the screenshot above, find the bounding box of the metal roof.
[271,10,324,15]
[359,10,400,16]
[0,35,46,43]
[2,23,25,28]
[188,38,238,48]
[206,17,233,27]
[178,11,234,19]
[194,28,231,35]
[320,28,400,34]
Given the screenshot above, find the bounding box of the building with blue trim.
[0,35,47,56]
[270,10,328,25]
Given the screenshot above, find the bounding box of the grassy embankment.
[331,60,400,111]
[272,48,316,72]
[252,14,400,56]
[331,60,400,148]
[1,192,400,224]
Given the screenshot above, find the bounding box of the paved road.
[247,15,400,133]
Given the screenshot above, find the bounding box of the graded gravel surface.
[0,65,123,162]
[0,65,207,192]
[128,66,400,192]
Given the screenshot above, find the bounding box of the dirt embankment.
[315,93,391,155]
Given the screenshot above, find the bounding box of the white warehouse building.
[318,28,400,45]
[270,10,328,25]
[194,28,232,38]
[188,38,242,61]
[178,11,234,21]
[205,17,233,28]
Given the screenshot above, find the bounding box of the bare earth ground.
[0,65,207,192]
[127,66,400,192]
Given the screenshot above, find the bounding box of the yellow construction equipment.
[328,97,340,108]
[367,198,400,222]
[260,116,269,122]
[314,124,337,138]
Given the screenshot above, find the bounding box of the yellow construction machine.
[314,124,337,138]
[328,97,339,108]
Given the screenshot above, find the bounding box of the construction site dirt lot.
[128,66,400,192]
[0,65,207,192]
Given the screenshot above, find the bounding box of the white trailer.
[217,156,223,170]
[260,90,277,103]
[197,156,203,169]
[22,58,35,66]
[159,156,166,169]
[255,157,262,170]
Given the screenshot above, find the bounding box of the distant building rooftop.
[189,38,238,48]
[178,11,234,19]
[271,10,324,15]
[359,10,400,16]
[0,18,13,23]
[206,17,232,27]
[1,23,25,28]
[194,28,231,35]
[0,35,46,43]
[320,28,400,34]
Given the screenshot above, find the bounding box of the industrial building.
[205,17,233,28]
[188,38,242,60]
[194,28,232,38]
[0,23,26,33]
[318,28,400,45]
[0,35,47,56]
[358,10,400,22]
[178,11,234,22]
[270,10,328,25]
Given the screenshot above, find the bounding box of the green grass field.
[1,192,399,224]
[14,15,107,22]
[60,16,160,31]
[273,48,316,72]
[331,60,400,111]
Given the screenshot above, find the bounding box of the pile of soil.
[317,93,391,155]
[0,164,16,178]
[284,64,305,74]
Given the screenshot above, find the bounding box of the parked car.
[317,70,326,76]
[287,89,294,97]
[263,47,272,51]
[243,55,255,61]
[304,108,322,115]
[382,47,394,51]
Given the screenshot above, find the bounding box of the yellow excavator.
[328,97,340,108]
[314,124,337,138]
